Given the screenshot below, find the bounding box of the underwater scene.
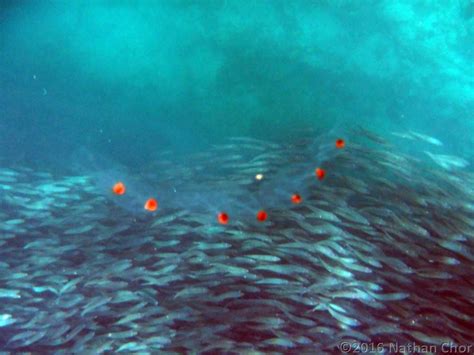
[1,0,474,353]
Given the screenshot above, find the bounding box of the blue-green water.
[1,1,474,353]
[1,0,473,169]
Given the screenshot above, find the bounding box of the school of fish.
[0,128,473,353]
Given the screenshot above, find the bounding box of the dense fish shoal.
[0,130,473,353]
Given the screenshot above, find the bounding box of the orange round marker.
[291,193,302,204]
[217,212,229,224]
[335,138,345,149]
[256,210,267,222]
[144,198,158,211]
[315,168,326,180]
[112,182,126,195]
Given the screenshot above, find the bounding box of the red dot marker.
[112,182,126,195]
[315,168,326,180]
[335,138,345,149]
[217,212,229,225]
[256,210,268,222]
[291,194,302,204]
[144,198,158,211]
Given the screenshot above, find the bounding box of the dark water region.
[0,0,474,353]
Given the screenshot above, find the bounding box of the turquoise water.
[1,0,473,169]
[1,2,474,352]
